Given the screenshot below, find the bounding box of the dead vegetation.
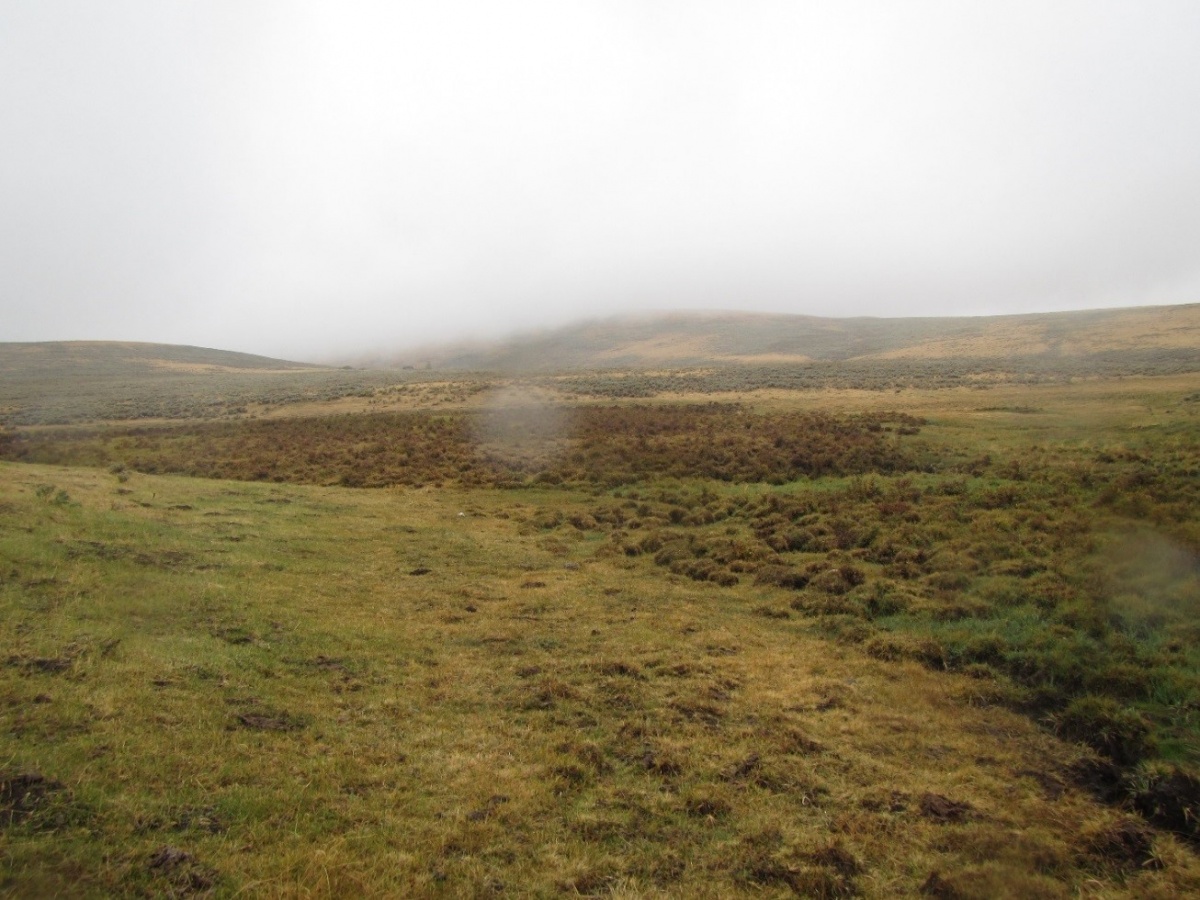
[1,404,924,488]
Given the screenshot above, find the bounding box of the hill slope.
[397,304,1200,371]
[0,340,319,378]
[0,342,392,426]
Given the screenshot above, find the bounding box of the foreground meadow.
[2,372,1199,896]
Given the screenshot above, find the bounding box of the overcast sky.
[3,1,1199,360]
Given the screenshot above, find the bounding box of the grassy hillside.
[0,341,320,377]
[5,305,1198,426]
[0,342,410,427]
[401,304,1200,371]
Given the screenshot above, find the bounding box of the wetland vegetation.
[1,322,1199,896]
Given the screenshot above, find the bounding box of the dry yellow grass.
[871,304,1200,360]
[596,334,720,362]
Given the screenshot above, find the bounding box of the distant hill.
[380,304,1200,372]
[3,305,1197,426]
[0,342,369,426]
[0,341,319,379]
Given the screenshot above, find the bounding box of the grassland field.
[1,354,1199,897]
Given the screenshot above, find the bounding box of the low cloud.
[3,2,1199,359]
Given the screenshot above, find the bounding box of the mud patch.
[1,771,62,826]
[292,654,352,675]
[65,540,129,561]
[670,699,725,726]
[1079,818,1158,869]
[725,753,763,782]
[148,845,219,895]
[65,540,194,570]
[137,806,225,835]
[1068,756,1127,805]
[637,746,683,778]
[684,793,732,819]
[919,792,973,823]
[732,829,858,896]
[810,843,861,878]
[920,871,960,898]
[1015,768,1065,801]
[465,794,510,822]
[860,789,909,813]
[234,709,308,731]
[592,660,644,679]
[5,654,73,674]
[523,678,577,710]
[209,624,256,645]
[1132,766,1200,842]
[297,655,366,693]
[140,550,194,570]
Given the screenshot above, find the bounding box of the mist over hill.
[3,304,1197,427]
[366,303,1200,372]
[6,304,1198,378]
